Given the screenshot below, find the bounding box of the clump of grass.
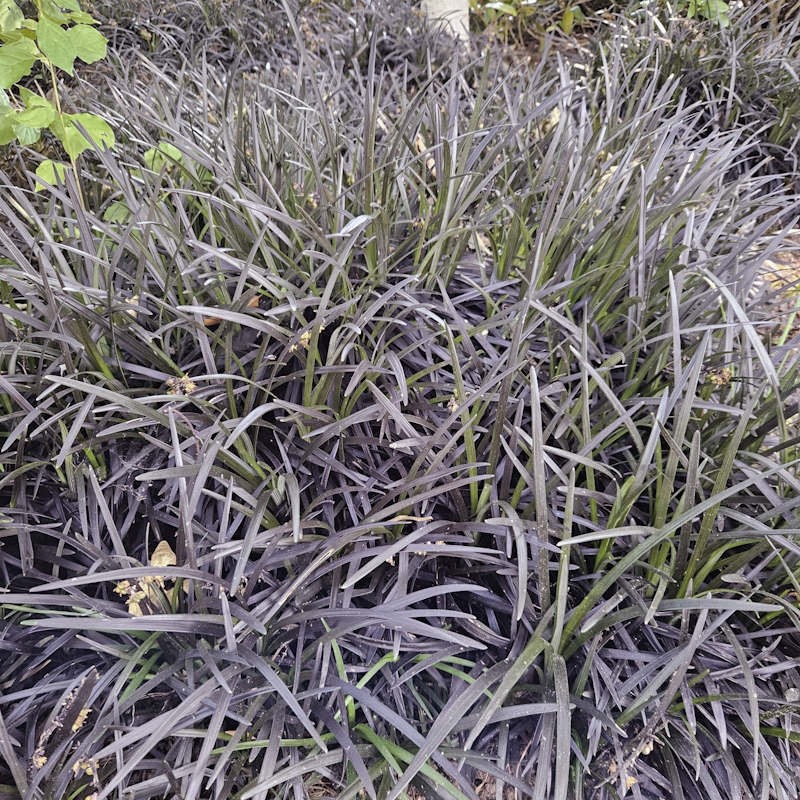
[1,2,799,799]
[591,2,800,187]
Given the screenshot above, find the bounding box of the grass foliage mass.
[1,1,800,799]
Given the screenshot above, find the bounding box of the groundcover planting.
[1,1,799,798]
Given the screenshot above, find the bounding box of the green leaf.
[484,2,518,14]
[687,0,730,23]
[57,112,114,158]
[68,11,97,24]
[12,122,40,144]
[39,0,96,23]
[48,107,64,138]
[38,0,69,22]
[35,12,106,75]
[560,6,575,33]
[34,158,67,191]
[0,106,15,144]
[58,124,87,157]
[0,1,23,33]
[0,35,38,88]
[17,86,55,127]
[36,13,75,74]
[144,140,182,172]
[68,23,106,63]
[102,200,131,223]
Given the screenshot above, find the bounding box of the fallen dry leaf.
[150,540,176,567]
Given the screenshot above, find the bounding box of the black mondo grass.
[1,2,800,799]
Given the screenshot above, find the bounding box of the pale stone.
[420,0,470,41]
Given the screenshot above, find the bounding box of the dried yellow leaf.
[72,757,98,777]
[115,580,146,615]
[128,585,147,616]
[128,602,142,616]
[127,593,145,617]
[72,706,91,732]
[413,131,437,177]
[166,375,196,395]
[150,540,176,567]
[124,294,139,318]
[115,541,180,616]
[707,367,732,387]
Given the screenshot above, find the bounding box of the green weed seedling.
[0,0,114,193]
[683,0,731,25]
[470,0,731,38]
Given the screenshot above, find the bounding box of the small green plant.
[470,0,733,39]
[682,0,731,25]
[469,0,546,40]
[469,0,594,38]
[0,0,114,193]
